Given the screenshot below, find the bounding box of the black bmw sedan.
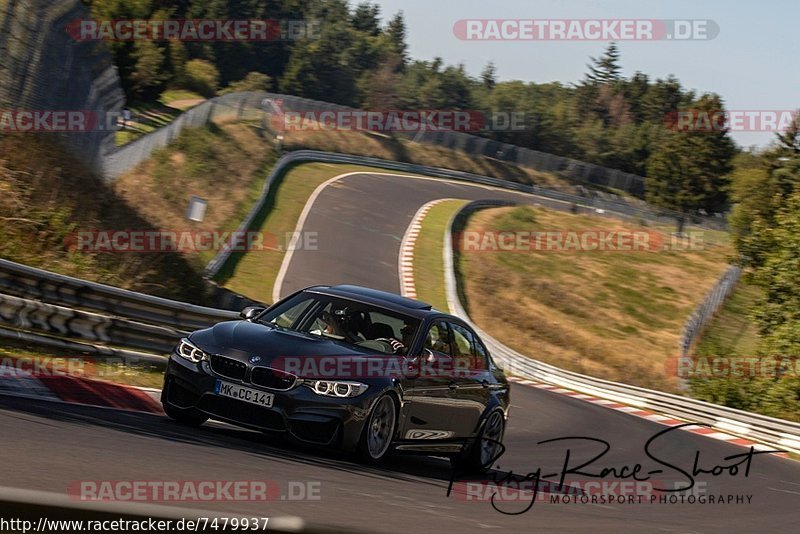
[161,284,509,470]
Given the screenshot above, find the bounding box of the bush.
[183,59,219,98]
[220,72,272,94]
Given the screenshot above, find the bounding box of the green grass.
[116,90,206,146]
[216,163,416,303]
[412,200,470,311]
[115,103,184,146]
[159,89,205,107]
[694,278,761,358]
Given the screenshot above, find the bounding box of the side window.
[449,323,474,359]
[424,321,451,356]
[472,336,489,371]
[449,323,477,374]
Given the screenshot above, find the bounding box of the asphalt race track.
[277,172,579,297]
[1,172,799,532]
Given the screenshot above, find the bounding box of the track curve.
[1,172,798,532]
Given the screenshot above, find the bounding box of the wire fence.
[103,90,651,199]
[252,92,648,196]
[0,0,125,172]
[679,265,743,357]
[103,91,268,178]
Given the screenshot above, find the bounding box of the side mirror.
[240,306,266,321]
[404,349,436,379]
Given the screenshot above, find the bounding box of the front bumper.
[161,353,382,451]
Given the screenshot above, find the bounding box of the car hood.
[189,320,384,366]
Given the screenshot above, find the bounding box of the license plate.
[215,380,274,407]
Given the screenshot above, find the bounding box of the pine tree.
[386,12,408,65]
[481,61,496,91]
[351,2,381,36]
[584,42,622,85]
[645,94,736,228]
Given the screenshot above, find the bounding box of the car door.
[447,322,491,437]
[399,320,461,440]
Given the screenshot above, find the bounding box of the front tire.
[356,394,397,463]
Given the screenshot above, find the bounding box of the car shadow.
[0,394,478,488]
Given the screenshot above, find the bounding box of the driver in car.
[314,307,413,356]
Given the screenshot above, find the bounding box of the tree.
[184,59,219,97]
[753,190,800,355]
[481,61,497,91]
[584,42,622,85]
[167,39,188,88]
[279,15,358,105]
[129,40,167,99]
[221,72,272,94]
[730,125,800,269]
[351,2,381,36]
[645,94,736,229]
[385,12,408,66]
[361,55,403,109]
[776,113,800,155]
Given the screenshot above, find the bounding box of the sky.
[369,0,799,149]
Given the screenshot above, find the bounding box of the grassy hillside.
[283,129,572,190]
[113,123,276,270]
[457,205,733,391]
[0,135,207,300]
[0,123,276,302]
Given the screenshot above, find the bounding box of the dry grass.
[458,206,734,391]
[113,123,276,269]
[0,135,209,301]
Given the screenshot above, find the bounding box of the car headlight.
[303,380,369,398]
[177,338,208,363]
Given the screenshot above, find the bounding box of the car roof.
[305,284,436,318]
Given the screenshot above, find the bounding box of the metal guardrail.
[0,259,238,331]
[0,326,165,364]
[0,292,184,354]
[250,92,651,197]
[204,150,726,279]
[442,201,800,455]
[0,259,238,358]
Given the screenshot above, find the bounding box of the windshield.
[258,292,420,355]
